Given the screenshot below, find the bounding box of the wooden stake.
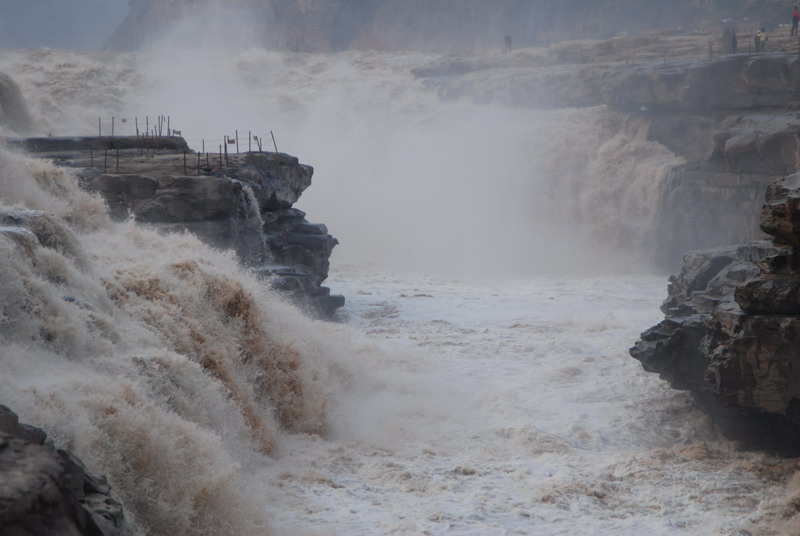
[235,129,239,154]
[271,130,278,153]
[98,117,102,137]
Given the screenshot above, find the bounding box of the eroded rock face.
[70,143,343,318]
[0,406,132,536]
[632,175,800,455]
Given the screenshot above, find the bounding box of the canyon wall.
[106,0,800,53]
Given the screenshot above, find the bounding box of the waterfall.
[0,146,341,535]
[231,182,271,267]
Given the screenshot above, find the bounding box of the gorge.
[4,2,800,534]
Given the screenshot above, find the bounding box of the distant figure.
[793,6,800,36]
[504,35,512,52]
[731,29,738,54]
[755,28,767,52]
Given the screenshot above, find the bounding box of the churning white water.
[0,39,798,535]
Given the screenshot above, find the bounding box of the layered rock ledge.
[8,136,344,318]
[631,174,800,455]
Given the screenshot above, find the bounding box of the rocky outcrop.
[17,137,343,318]
[631,174,800,455]
[0,405,132,536]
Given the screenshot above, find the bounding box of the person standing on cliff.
[755,29,767,52]
[792,6,800,36]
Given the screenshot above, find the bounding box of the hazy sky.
[0,0,128,49]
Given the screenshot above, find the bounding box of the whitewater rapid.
[0,42,798,536]
[259,267,800,536]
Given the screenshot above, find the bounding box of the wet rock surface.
[16,136,343,318]
[0,406,132,536]
[631,175,800,455]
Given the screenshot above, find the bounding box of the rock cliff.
[9,136,344,318]
[631,175,800,455]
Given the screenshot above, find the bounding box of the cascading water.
[231,182,271,266]
[0,148,347,534]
